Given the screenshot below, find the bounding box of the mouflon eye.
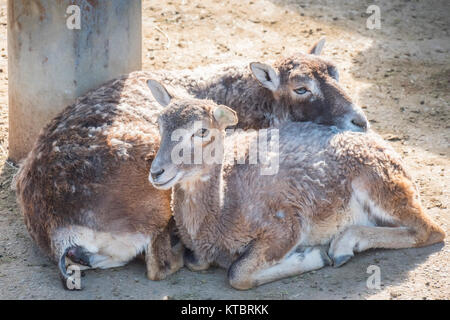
[294,87,308,95]
[194,128,209,138]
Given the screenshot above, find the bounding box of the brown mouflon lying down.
[148,80,445,290]
[14,74,184,290]
[14,38,368,290]
[147,37,369,132]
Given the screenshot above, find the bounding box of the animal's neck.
[174,164,224,241]
[230,75,278,129]
[192,67,277,129]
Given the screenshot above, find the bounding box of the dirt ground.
[0,0,449,300]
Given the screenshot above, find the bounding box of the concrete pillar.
[8,0,142,161]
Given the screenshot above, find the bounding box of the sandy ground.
[0,0,449,300]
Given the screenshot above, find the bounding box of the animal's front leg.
[227,240,331,290]
[184,248,211,271]
[145,225,184,281]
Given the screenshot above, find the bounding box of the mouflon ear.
[147,79,172,107]
[308,37,326,55]
[249,62,280,91]
[213,105,238,128]
[327,65,339,81]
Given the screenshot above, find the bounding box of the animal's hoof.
[320,249,333,267]
[66,246,92,267]
[147,270,165,281]
[183,248,197,270]
[184,248,209,271]
[332,254,353,268]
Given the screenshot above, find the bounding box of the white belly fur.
[54,226,151,269]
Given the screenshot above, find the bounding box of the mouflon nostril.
[351,115,368,130]
[151,168,165,180]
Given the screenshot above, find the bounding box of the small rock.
[384,134,402,142]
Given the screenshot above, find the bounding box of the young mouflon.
[148,80,445,290]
